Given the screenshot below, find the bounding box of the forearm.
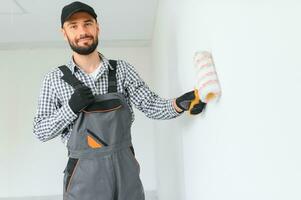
[128,85,182,120]
[144,99,181,120]
[33,103,77,142]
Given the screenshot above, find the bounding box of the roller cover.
[193,51,221,103]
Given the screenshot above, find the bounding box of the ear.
[96,22,100,35]
[61,27,68,41]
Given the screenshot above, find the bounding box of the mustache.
[76,35,94,42]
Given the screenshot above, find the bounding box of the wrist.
[173,99,184,113]
[68,100,80,114]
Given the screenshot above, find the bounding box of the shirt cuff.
[60,103,78,122]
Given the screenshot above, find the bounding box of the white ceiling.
[0,0,158,48]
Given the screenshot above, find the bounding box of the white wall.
[152,0,301,200]
[0,46,157,198]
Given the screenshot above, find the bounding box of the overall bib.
[59,60,145,200]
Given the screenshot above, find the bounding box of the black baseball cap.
[61,1,97,27]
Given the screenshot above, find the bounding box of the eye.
[85,22,93,26]
[69,25,77,29]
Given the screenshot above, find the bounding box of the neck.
[72,51,102,74]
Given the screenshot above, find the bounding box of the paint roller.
[189,51,221,114]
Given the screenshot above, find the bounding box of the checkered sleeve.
[33,72,78,142]
[122,61,182,120]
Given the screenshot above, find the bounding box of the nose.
[77,24,89,35]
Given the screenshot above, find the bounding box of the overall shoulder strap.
[59,60,117,92]
[58,65,84,89]
[108,60,117,93]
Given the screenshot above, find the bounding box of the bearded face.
[62,12,100,55]
[66,33,98,55]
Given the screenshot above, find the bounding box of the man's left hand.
[174,90,206,115]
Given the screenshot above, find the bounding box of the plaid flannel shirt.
[33,53,181,145]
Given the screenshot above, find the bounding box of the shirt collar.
[66,52,111,74]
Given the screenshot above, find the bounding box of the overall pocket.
[63,157,80,193]
[83,99,122,113]
[86,129,108,149]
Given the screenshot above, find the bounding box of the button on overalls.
[59,60,145,200]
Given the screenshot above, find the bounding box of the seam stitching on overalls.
[82,105,122,113]
[66,160,80,193]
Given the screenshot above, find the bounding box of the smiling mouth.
[79,37,92,42]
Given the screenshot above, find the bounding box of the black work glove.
[68,85,95,114]
[175,90,206,115]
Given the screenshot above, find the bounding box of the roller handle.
[189,89,200,115]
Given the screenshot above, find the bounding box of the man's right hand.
[68,85,95,114]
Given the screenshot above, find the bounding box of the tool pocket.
[83,99,122,113]
[86,129,108,149]
[63,158,79,193]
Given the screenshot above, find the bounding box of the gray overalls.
[59,60,145,200]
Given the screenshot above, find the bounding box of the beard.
[67,34,98,55]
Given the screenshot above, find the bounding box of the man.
[33,1,206,200]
